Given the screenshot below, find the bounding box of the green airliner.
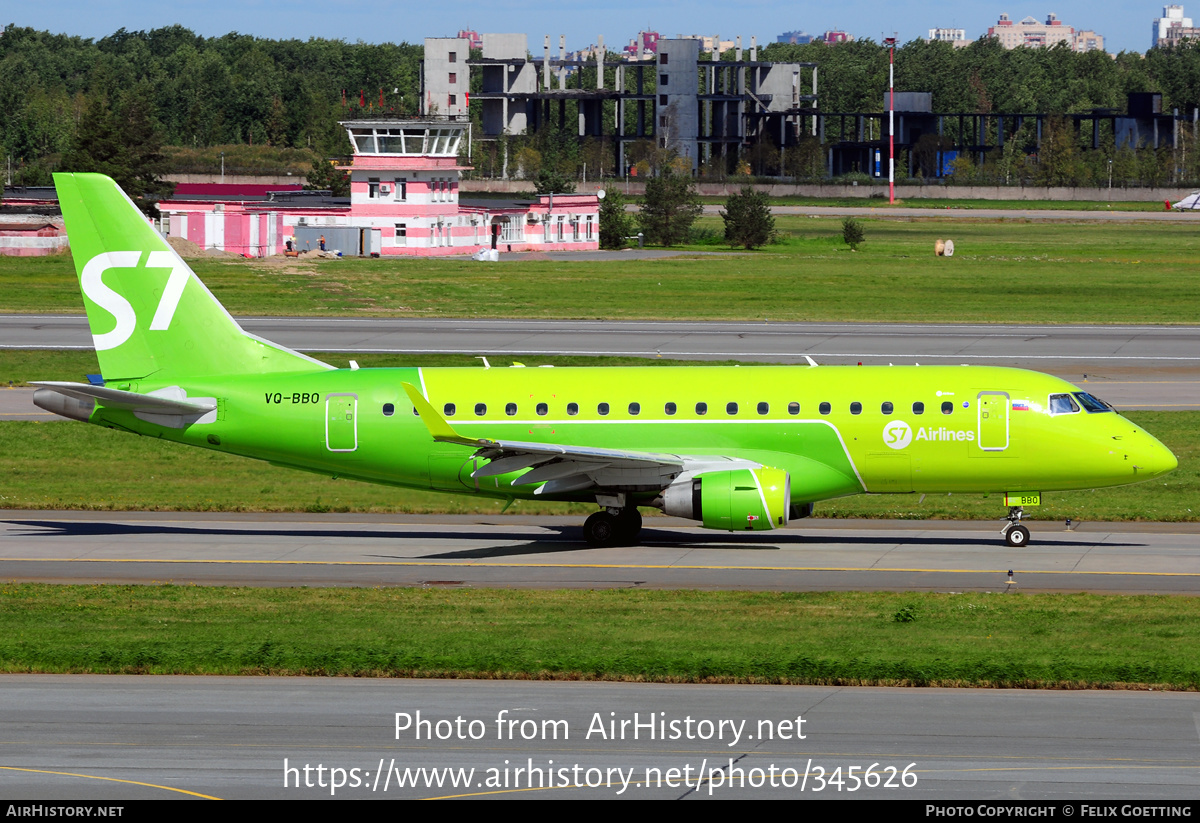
[35,173,1178,549]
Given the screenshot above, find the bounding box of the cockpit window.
[1073,392,1113,413]
[1049,393,1080,415]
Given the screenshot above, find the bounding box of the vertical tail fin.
[54,173,331,382]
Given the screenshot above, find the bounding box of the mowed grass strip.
[1,411,1194,521]
[2,216,1198,323]
[1,585,1197,688]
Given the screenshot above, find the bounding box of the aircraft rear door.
[326,393,358,452]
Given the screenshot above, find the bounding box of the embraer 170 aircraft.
[36,174,1178,548]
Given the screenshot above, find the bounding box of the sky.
[6,0,1172,55]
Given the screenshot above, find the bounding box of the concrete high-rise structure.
[1153,5,1200,46]
[987,13,1104,52]
[423,38,470,118]
[928,27,966,41]
[428,33,818,175]
[927,27,971,47]
[777,30,815,44]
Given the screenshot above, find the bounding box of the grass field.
[2,585,1198,688]
[3,213,1196,690]
[692,196,1173,211]
[3,215,1199,324]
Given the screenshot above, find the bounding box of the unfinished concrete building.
[422,33,817,174]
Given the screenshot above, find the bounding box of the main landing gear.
[1001,506,1030,548]
[583,507,642,548]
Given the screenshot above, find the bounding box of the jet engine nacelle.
[662,467,791,531]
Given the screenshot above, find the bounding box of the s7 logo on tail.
[81,251,190,350]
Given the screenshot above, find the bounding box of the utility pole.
[885,36,896,204]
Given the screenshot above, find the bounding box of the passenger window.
[788,401,800,415]
[941,401,953,415]
[567,402,579,416]
[505,402,517,416]
[850,402,862,415]
[443,402,456,416]
[536,402,548,416]
[726,402,738,415]
[598,402,610,416]
[1050,393,1080,415]
[912,401,924,415]
[629,402,640,415]
[382,403,395,416]
[665,402,677,415]
[696,402,707,416]
[757,402,769,415]
[475,403,486,416]
[819,402,831,415]
[881,402,893,415]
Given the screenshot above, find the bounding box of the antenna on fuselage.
[476,356,491,370]
[803,356,818,367]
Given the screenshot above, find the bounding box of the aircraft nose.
[1131,432,1178,480]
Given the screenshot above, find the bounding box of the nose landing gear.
[1001,506,1030,547]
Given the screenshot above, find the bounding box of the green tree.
[1035,116,1084,186]
[533,166,576,194]
[598,189,633,249]
[305,157,350,197]
[60,88,174,213]
[638,171,701,246]
[720,186,775,249]
[842,217,865,251]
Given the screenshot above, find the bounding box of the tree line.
[9,24,1200,187]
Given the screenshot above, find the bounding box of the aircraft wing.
[402,383,757,495]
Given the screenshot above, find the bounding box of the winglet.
[401,382,482,447]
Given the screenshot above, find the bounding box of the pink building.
[0,217,68,257]
[160,119,600,258]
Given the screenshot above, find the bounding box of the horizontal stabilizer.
[32,381,216,415]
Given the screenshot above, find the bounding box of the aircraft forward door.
[326,394,357,452]
[977,392,1009,451]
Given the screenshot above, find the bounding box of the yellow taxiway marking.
[0,765,220,799]
[2,557,1200,577]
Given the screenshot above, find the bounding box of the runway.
[2,676,1198,800]
[6,315,1200,369]
[3,512,1199,594]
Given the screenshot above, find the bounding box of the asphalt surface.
[3,676,1198,800]
[6,316,1199,369]
[3,512,1199,595]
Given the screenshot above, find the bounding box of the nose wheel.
[1001,506,1030,547]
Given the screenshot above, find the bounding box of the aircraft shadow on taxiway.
[1,520,1134,561]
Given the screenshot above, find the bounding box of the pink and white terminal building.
[160,119,600,257]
